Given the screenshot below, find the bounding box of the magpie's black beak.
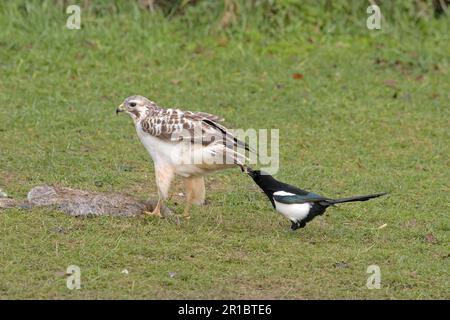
[116,103,124,115]
[246,167,255,178]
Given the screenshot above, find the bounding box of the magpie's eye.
[129,102,137,107]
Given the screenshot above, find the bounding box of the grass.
[0,2,449,299]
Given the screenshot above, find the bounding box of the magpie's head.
[246,167,260,180]
[246,168,273,183]
[246,168,280,205]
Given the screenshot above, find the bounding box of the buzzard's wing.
[140,108,250,152]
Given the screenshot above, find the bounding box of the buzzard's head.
[116,95,156,120]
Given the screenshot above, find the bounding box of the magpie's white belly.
[274,200,311,222]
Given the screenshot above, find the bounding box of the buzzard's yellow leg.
[144,165,174,218]
[182,176,205,220]
[182,203,192,220]
[145,198,162,217]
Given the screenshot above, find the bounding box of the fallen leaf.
[384,79,397,88]
[217,36,229,47]
[405,219,417,227]
[171,79,181,85]
[374,58,387,65]
[193,45,205,54]
[292,73,304,80]
[336,42,349,48]
[425,233,437,244]
[84,39,98,50]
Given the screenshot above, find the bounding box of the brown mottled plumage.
[116,95,249,219]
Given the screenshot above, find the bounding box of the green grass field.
[0,2,449,299]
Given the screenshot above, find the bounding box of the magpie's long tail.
[327,192,387,205]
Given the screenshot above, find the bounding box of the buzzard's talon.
[143,210,162,217]
[144,199,162,217]
[152,208,162,217]
[182,207,191,220]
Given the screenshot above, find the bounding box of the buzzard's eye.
[129,102,137,107]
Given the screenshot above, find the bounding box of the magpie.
[246,168,387,231]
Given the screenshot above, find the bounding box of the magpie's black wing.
[268,180,310,196]
[273,193,329,204]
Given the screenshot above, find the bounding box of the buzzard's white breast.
[136,124,213,177]
[136,124,174,164]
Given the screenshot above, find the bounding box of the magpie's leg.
[290,221,307,231]
[290,221,300,231]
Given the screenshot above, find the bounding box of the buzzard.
[116,95,249,219]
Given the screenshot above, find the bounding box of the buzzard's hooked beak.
[116,103,124,115]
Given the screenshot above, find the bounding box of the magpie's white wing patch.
[273,191,296,196]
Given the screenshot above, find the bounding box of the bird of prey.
[247,168,387,230]
[116,95,249,219]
